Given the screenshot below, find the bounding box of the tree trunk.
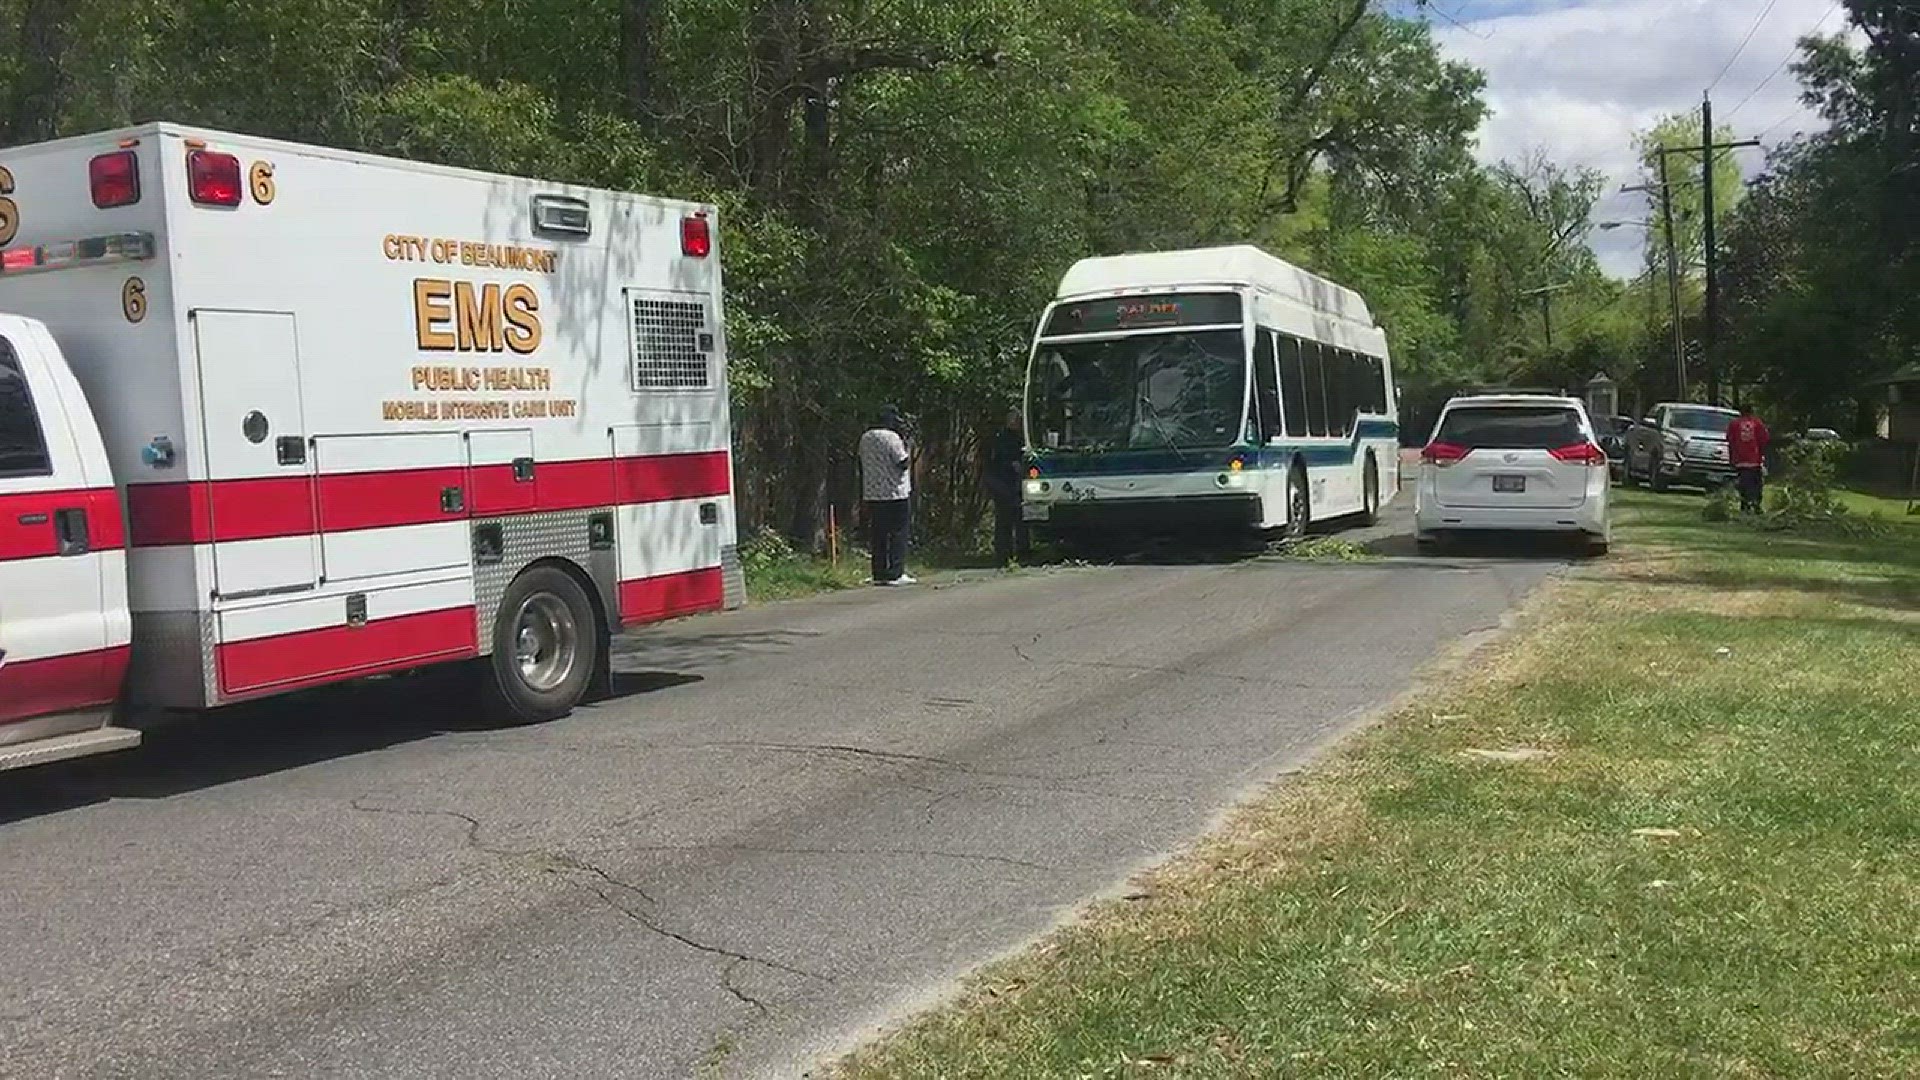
[620,0,661,119]
[3,0,78,145]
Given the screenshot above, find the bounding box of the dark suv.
[1624,403,1739,491]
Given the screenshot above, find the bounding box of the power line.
[1414,1,1493,40]
[1726,1,1842,121]
[1708,0,1785,95]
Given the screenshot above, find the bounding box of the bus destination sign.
[1043,292,1242,337]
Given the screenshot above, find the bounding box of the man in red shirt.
[1727,404,1771,513]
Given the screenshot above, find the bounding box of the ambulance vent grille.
[629,295,711,390]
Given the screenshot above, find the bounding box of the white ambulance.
[0,124,742,771]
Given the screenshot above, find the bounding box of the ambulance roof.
[1055,245,1375,328]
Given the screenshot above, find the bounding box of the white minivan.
[1414,394,1611,555]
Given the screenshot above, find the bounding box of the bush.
[737,525,800,575]
[1702,439,1898,539]
[1702,485,1735,522]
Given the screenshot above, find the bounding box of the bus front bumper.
[1026,493,1261,532]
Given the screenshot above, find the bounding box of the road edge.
[783,562,1569,1080]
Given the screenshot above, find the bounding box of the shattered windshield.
[1026,331,1247,453]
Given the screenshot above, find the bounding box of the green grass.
[741,547,1016,602]
[1837,487,1920,521]
[836,489,1920,1078]
[742,555,871,601]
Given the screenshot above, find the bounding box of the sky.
[1404,0,1854,276]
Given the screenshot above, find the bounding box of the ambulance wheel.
[484,566,596,723]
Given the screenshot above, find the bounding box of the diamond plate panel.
[471,509,617,653]
[126,610,216,709]
[720,543,745,610]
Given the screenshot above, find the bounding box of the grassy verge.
[837,489,1919,1078]
[742,555,871,602]
[1838,487,1919,521]
[738,526,1013,603]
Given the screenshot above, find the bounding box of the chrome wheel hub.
[512,593,578,693]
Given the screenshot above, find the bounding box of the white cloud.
[1425,0,1853,276]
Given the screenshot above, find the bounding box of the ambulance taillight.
[89,151,141,208]
[681,213,711,259]
[187,150,243,207]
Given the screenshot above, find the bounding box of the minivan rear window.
[1434,405,1583,449]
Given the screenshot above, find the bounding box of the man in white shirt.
[859,405,915,585]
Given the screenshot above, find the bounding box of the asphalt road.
[1,501,1561,1079]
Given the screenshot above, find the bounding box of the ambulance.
[0,124,742,771]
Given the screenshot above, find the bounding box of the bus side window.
[1304,341,1329,437]
[1365,355,1386,414]
[1277,335,1309,438]
[1253,331,1281,441]
[1329,349,1353,437]
[1347,350,1366,429]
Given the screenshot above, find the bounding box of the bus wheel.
[484,565,597,724]
[1285,466,1311,539]
[1361,454,1381,526]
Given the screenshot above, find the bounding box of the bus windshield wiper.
[1135,394,1190,465]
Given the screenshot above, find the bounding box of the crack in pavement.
[626,843,1060,874]
[719,957,771,1017]
[559,865,826,983]
[349,798,828,991]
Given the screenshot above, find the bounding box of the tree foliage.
[0,0,1617,544]
[1716,2,1920,429]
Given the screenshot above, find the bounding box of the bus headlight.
[1216,472,1247,489]
[1024,479,1047,496]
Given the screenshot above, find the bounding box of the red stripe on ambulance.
[0,645,131,724]
[123,451,731,547]
[612,452,732,506]
[215,606,478,697]
[619,566,726,624]
[317,466,466,532]
[0,487,124,562]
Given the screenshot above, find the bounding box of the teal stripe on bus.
[1035,418,1398,477]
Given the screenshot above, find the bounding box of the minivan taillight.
[1548,442,1609,466]
[1422,442,1469,466]
[187,150,242,207]
[89,151,141,208]
[681,214,712,258]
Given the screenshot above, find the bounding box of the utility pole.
[1519,282,1572,350]
[1623,175,1687,398]
[1693,92,1759,405]
[1701,93,1718,404]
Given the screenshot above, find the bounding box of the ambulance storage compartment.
[0,123,742,772]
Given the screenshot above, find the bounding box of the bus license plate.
[1023,502,1051,522]
[1493,475,1526,493]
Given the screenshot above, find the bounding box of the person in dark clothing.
[983,407,1029,564]
[859,405,914,585]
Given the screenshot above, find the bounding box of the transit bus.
[1020,245,1398,549]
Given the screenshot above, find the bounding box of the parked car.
[1623,402,1740,491]
[1597,415,1636,480]
[1414,394,1612,555]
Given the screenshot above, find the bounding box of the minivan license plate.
[1493,475,1526,493]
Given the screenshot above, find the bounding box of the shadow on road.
[0,664,704,827]
[1365,530,1597,562]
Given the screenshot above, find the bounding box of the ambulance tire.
[484,565,598,724]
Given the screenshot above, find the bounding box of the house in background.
[1868,362,1920,443]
